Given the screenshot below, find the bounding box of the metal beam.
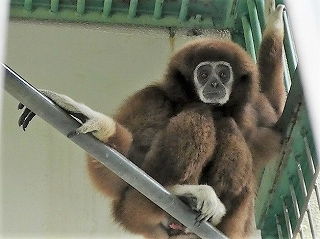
[3,63,228,239]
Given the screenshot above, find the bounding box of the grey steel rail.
[2,63,228,239]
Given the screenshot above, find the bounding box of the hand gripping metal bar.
[2,63,228,239]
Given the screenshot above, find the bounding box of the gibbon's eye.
[200,72,209,80]
[216,64,231,83]
[197,64,212,84]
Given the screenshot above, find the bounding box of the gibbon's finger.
[18,108,31,127]
[198,200,205,212]
[195,213,206,225]
[67,130,80,138]
[18,102,24,110]
[22,112,36,131]
[194,211,205,226]
[68,112,88,124]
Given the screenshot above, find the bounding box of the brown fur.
[86,22,285,239]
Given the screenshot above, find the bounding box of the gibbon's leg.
[37,90,132,199]
[259,2,286,115]
[112,189,169,239]
[112,107,222,237]
[217,191,255,239]
[202,117,255,237]
[142,107,216,185]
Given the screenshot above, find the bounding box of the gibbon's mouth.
[201,92,228,105]
[161,218,191,236]
[203,91,226,100]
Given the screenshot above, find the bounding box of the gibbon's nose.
[211,82,218,88]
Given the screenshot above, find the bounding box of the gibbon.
[18,3,286,239]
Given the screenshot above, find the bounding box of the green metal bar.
[283,10,298,77]
[254,0,265,30]
[231,32,246,50]
[241,15,256,61]
[24,0,32,11]
[247,0,262,52]
[103,0,112,18]
[292,161,320,237]
[50,0,59,13]
[128,0,138,18]
[282,201,293,238]
[282,49,292,92]
[255,69,302,228]
[179,0,190,21]
[276,216,284,238]
[153,0,163,20]
[10,8,216,29]
[77,0,85,15]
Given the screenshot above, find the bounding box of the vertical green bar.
[254,0,266,30]
[179,0,190,21]
[103,0,112,17]
[128,0,138,18]
[24,0,32,11]
[77,0,85,15]
[283,11,297,77]
[153,0,163,19]
[51,0,59,13]
[242,16,257,61]
[282,49,292,92]
[247,0,262,52]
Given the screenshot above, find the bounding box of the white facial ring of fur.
[193,61,234,105]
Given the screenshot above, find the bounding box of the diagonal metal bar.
[2,63,228,239]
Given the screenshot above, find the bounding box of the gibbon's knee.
[201,117,254,195]
[112,188,168,239]
[107,122,133,156]
[85,123,132,199]
[217,188,255,239]
[86,155,127,199]
[142,109,216,186]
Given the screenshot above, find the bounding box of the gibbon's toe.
[264,0,276,16]
[67,114,116,142]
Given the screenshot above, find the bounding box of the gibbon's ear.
[163,67,199,102]
[222,71,255,108]
[239,73,251,84]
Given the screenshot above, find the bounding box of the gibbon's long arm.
[2,63,228,239]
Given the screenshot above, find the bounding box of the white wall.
[1,21,226,238]
[0,0,9,237]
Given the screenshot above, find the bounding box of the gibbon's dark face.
[193,61,233,105]
[165,38,258,106]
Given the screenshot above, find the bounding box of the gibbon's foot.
[161,217,189,237]
[264,0,285,34]
[18,90,116,142]
[169,185,226,227]
[66,112,116,141]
